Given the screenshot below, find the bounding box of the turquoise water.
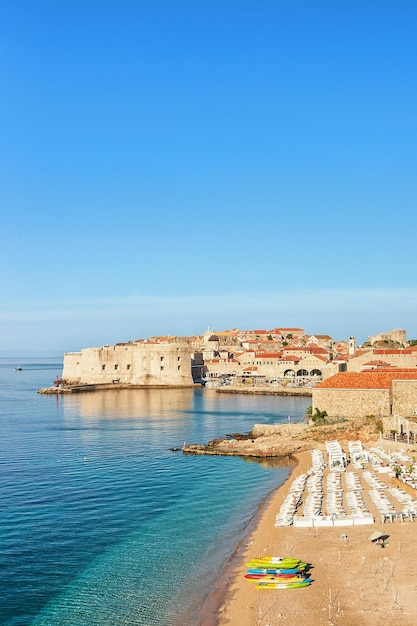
[0,358,310,625]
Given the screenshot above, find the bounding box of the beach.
[209,444,417,626]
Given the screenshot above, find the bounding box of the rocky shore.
[183,416,385,459]
[183,423,311,458]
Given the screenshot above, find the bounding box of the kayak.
[246,562,304,571]
[246,575,307,583]
[246,566,306,575]
[248,557,301,565]
[256,580,312,590]
[247,559,306,567]
[247,561,302,569]
[245,573,302,580]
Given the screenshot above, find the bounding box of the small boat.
[246,563,306,574]
[246,558,302,568]
[245,574,307,582]
[249,556,301,564]
[256,580,311,589]
[14,365,22,371]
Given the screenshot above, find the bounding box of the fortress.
[62,342,194,387]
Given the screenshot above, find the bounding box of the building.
[313,370,417,418]
[368,328,407,346]
[62,341,194,387]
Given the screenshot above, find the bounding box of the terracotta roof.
[374,349,413,355]
[316,370,417,390]
[255,352,283,359]
[272,328,304,332]
[312,354,328,362]
[362,360,393,367]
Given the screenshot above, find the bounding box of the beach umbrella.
[369,530,384,542]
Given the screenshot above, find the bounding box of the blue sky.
[1,1,417,355]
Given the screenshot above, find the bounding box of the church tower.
[348,336,356,356]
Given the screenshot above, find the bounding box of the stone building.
[347,347,417,372]
[62,341,194,387]
[312,370,417,418]
[368,328,407,346]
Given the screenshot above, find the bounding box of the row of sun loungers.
[276,443,417,528]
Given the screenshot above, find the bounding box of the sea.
[0,357,310,626]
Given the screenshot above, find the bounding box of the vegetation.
[310,408,328,424]
[365,414,384,433]
[393,464,403,478]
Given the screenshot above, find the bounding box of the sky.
[1,1,417,355]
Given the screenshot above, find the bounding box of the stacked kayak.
[244,556,312,589]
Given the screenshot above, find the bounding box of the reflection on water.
[63,388,196,420]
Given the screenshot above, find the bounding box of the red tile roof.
[374,349,414,355]
[362,360,393,367]
[316,369,417,390]
[255,352,283,359]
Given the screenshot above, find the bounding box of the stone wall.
[391,380,417,417]
[347,351,417,371]
[368,329,407,345]
[313,379,417,418]
[312,388,390,418]
[62,342,194,387]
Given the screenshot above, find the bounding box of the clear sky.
[1,1,417,355]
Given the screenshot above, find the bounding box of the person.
[376,537,385,548]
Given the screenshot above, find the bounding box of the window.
[178,365,181,371]
[161,366,164,371]
[160,356,164,362]
[102,365,106,370]
[114,364,118,370]
[127,364,131,370]
[178,356,181,362]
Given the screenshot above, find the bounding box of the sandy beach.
[208,443,417,626]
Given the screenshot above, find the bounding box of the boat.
[14,365,22,371]
[246,564,306,573]
[256,580,311,589]
[248,556,301,564]
[245,574,307,582]
[246,558,302,568]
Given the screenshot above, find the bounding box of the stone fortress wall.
[313,380,417,419]
[62,342,194,387]
[368,328,407,345]
[313,388,389,419]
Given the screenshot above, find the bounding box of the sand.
[208,445,417,626]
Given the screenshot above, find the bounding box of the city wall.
[62,342,194,387]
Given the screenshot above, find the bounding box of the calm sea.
[0,358,310,626]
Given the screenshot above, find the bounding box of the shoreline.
[197,453,304,626]
[203,443,417,626]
